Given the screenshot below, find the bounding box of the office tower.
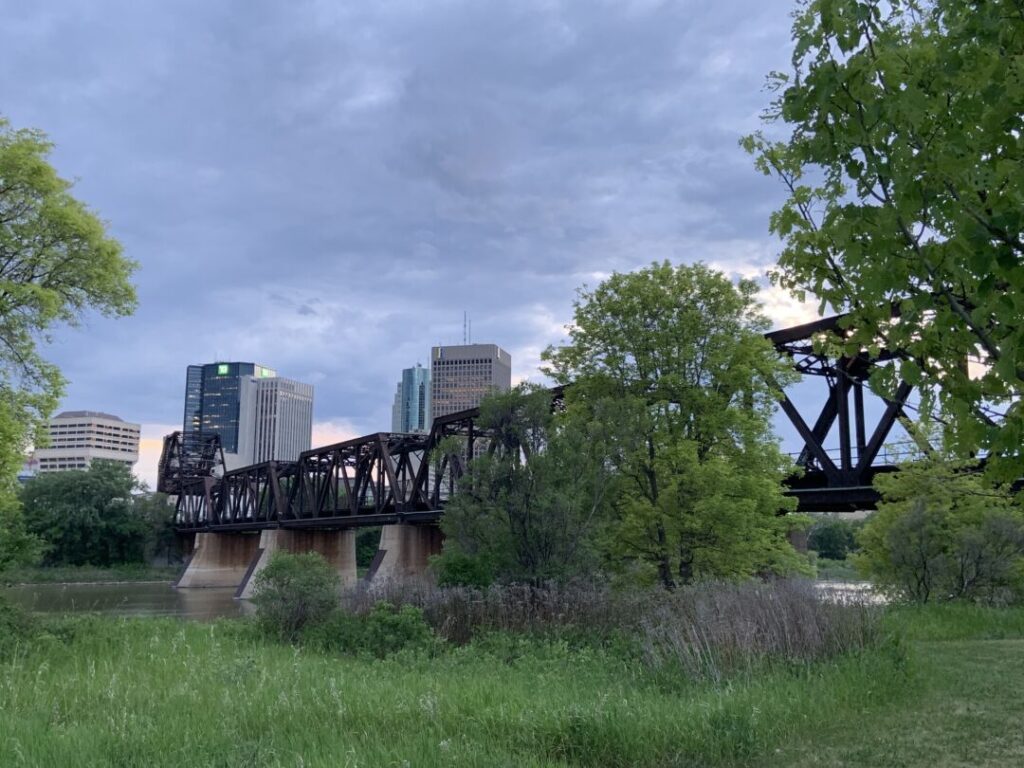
[429,343,512,419]
[390,363,431,433]
[245,376,314,463]
[183,362,312,469]
[30,411,140,473]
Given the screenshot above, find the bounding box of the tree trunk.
[656,522,675,589]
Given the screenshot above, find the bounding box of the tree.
[743,0,1024,478]
[808,516,860,560]
[438,384,614,584]
[0,116,136,557]
[857,460,1024,603]
[543,262,808,589]
[20,460,150,566]
[0,496,42,571]
[134,491,180,565]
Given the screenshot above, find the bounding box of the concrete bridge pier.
[236,529,358,599]
[369,524,443,583]
[175,532,261,589]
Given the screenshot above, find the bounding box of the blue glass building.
[182,362,275,454]
[390,363,430,433]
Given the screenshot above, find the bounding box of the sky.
[1,0,824,488]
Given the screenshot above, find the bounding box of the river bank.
[0,564,182,586]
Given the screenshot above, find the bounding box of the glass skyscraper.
[183,362,275,454]
[390,363,431,433]
[182,361,313,469]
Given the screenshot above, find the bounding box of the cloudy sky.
[2,0,822,487]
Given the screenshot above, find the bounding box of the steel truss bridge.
[161,314,922,534]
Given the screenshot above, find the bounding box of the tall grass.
[341,578,882,680]
[0,614,910,767]
[639,580,881,682]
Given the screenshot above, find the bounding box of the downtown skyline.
[0,1,820,487]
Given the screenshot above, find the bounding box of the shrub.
[301,609,367,653]
[364,602,436,656]
[252,552,339,641]
[302,602,437,657]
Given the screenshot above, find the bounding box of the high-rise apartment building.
[390,363,430,433]
[30,411,140,473]
[183,362,313,469]
[430,343,512,418]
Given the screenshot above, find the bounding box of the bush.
[302,602,437,657]
[364,602,436,656]
[252,552,339,641]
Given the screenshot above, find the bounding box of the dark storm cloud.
[0,0,804,473]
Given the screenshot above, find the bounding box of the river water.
[1,579,883,621]
[1,582,253,620]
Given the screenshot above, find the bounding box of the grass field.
[0,603,1021,766]
[777,605,1024,767]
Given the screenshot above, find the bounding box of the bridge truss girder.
[766,314,925,512]
[171,406,490,532]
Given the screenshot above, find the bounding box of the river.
[1,582,253,620]
[2,579,884,621]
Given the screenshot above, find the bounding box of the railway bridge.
[159,314,923,594]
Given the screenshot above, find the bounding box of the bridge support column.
[236,529,357,600]
[175,532,261,589]
[369,524,443,583]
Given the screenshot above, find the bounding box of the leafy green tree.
[808,516,859,561]
[0,496,42,570]
[744,0,1024,478]
[543,262,808,588]
[439,384,615,584]
[0,117,136,559]
[20,460,150,566]
[857,460,1024,603]
[134,491,179,565]
[356,528,382,570]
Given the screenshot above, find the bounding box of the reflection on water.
[816,580,888,605]
[1,582,253,620]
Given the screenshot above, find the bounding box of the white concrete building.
[31,411,140,473]
[238,376,314,465]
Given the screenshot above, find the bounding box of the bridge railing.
[786,440,925,469]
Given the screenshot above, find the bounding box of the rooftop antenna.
[463,311,468,344]
[469,316,472,344]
